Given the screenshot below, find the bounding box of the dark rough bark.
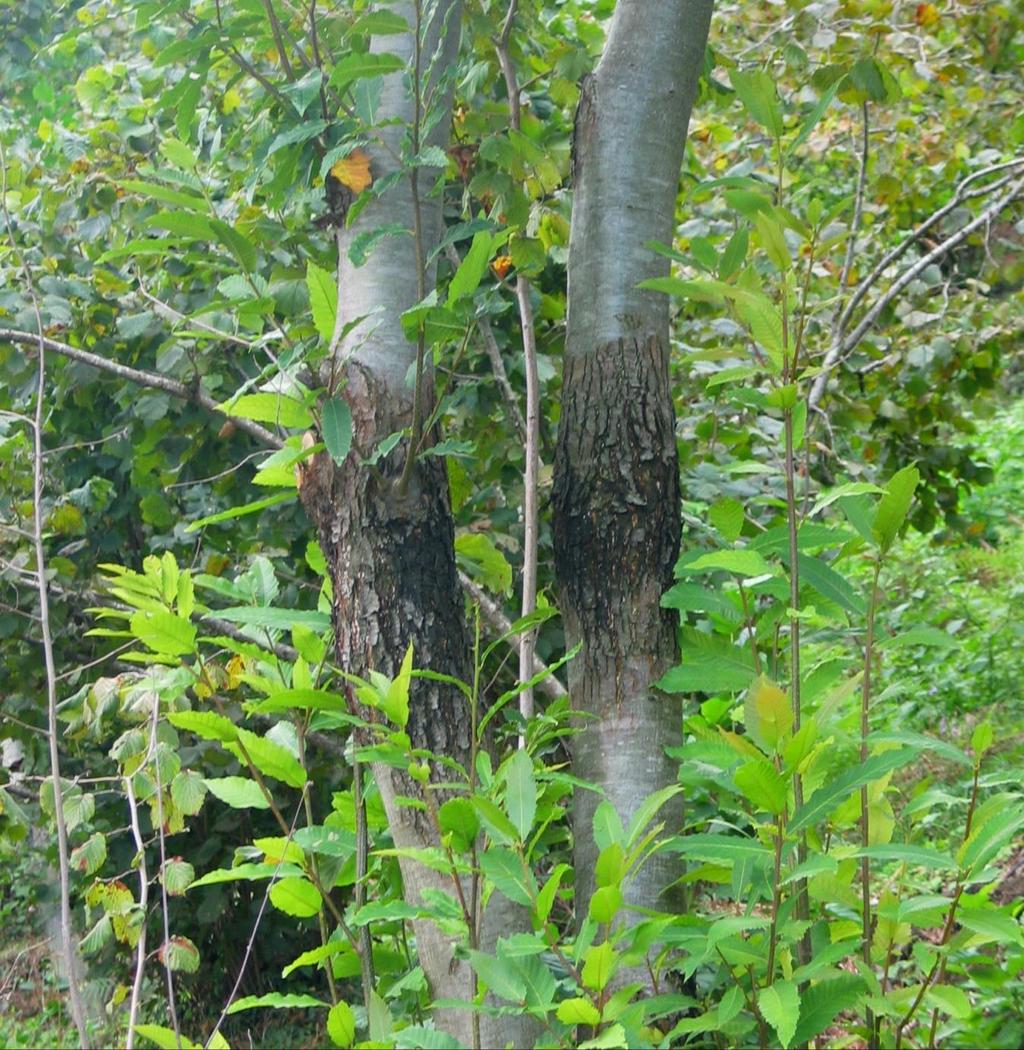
[552,335,682,909]
[298,367,471,771]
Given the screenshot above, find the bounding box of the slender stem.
[352,757,376,1007]
[1,141,91,1050]
[860,559,882,1039]
[262,0,295,80]
[125,777,148,1050]
[297,727,338,1006]
[397,0,429,497]
[833,102,870,335]
[495,0,541,735]
[207,789,308,1047]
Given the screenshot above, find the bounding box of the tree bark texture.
[553,0,714,917]
[297,3,527,1044]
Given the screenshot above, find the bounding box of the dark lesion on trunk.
[298,363,472,770]
[552,335,681,709]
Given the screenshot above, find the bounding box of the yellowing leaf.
[330,150,373,193]
[745,676,793,753]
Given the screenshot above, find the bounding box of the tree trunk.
[297,4,529,1045]
[553,0,714,919]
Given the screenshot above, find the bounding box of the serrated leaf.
[202,777,269,810]
[130,610,196,657]
[448,231,493,304]
[758,979,799,1048]
[789,750,920,834]
[306,261,336,344]
[161,858,195,895]
[872,466,920,552]
[327,1001,356,1047]
[227,992,328,1015]
[220,393,313,429]
[730,69,784,138]
[734,758,788,814]
[479,846,536,906]
[159,936,200,973]
[682,549,774,578]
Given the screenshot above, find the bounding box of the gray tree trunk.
[553,0,715,920]
[298,4,534,1045]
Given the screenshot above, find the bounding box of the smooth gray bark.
[553,0,714,920]
[299,5,537,1045]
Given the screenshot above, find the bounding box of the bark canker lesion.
[552,335,680,714]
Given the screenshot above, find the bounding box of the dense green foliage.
[1,1,1022,1048]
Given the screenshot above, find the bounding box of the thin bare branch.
[262,0,296,80]
[495,0,542,731]
[458,570,566,701]
[444,244,528,443]
[0,328,282,449]
[809,168,1024,408]
[1,138,91,1050]
[833,103,870,333]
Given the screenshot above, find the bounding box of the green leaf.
[758,979,799,1049]
[958,907,1024,946]
[167,711,238,743]
[269,876,322,918]
[626,784,682,847]
[282,940,349,977]
[734,758,788,814]
[708,498,745,542]
[810,482,885,516]
[534,863,569,926]
[331,52,406,91]
[130,610,196,657]
[190,862,304,888]
[470,796,519,846]
[161,858,195,895]
[581,941,618,992]
[227,728,306,788]
[70,832,107,875]
[504,748,536,841]
[958,799,1024,873]
[210,218,257,271]
[227,992,328,1015]
[556,997,601,1026]
[730,69,784,138]
[202,777,270,810]
[872,466,920,553]
[134,1025,200,1050]
[662,832,773,866]
[682,549,774,578]
[118,180,210,212]
[755,210,790,272]
[322,397,353,466]
[735,291,785,370]
[160,137,197,169]
[307,261,337,344]
[789,750,921,834]
[925,984,972,1020]
[791,975,865,1046]
[479,846,536,906]
[467,949,526,1003]
[788,81,840,155]
[327,1001,357,1047]
[160,936,200,973]
[221,393,313,429]
[186,492,296,532]
[589,885,623,925]
[797,554,865,616]
[455,533,512,595]
[592,801,625,851]
[448,231,493,303]
[208,606,330,631]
